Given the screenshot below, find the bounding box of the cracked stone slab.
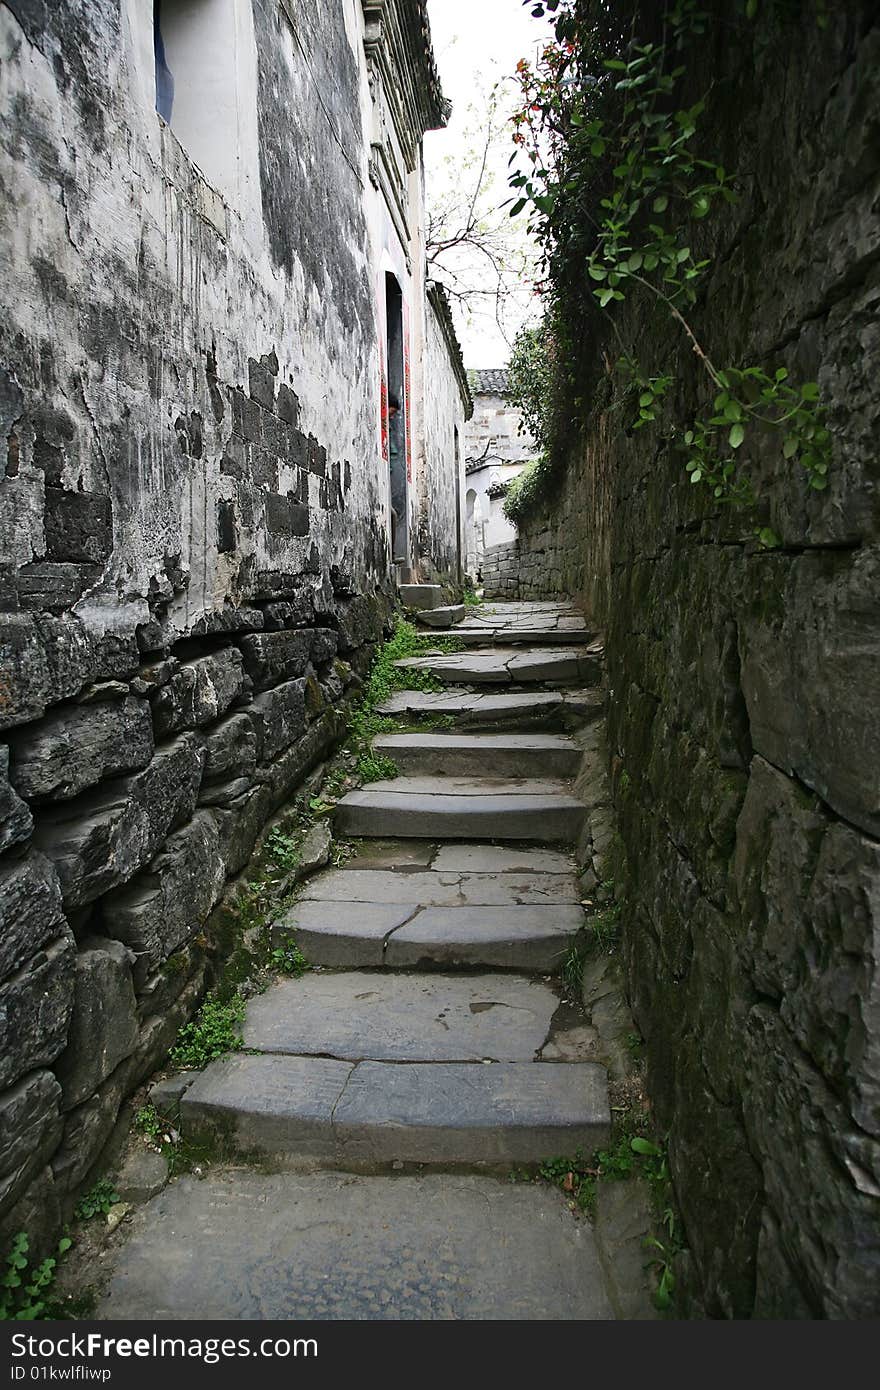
[243,972,560,1062]
[377,689,599,729]
[385,904,584,970]
[334,784,586,841]
[182,1054,352,1161]
[277,900,420,967]
[334,1061,610,1164]
[299,867,580,906]
[373,731,581,779]
[183,1056,609,1166]
[97,1171,615,1320]
[395,648,600,687]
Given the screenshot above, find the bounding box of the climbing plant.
[507,0,831,544]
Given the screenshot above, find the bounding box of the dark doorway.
[384,273,407,564]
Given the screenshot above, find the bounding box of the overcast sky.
[425,0,554,367]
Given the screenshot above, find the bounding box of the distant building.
[463,369,537,579]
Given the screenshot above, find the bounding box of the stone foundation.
[0,581,392,1253]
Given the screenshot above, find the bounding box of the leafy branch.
[507,0,832,544]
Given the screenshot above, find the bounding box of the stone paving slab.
[334,785,586,841]
[454,627,593,646]
[345,839,438,869]
[430,843,576,874]
[384,904,584,970]
[97,1171,615,1320]
[299,866,580,906]
[278,900,419,967]
[243,972,559,1062]
[373,731,581,778]
[334,1062,610,1164]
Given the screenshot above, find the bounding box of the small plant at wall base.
[269,938,311,978]
[0,1233,71,1321]
[169,994,245,1070]
[74,1179,120,1222]
[508,0,832,544]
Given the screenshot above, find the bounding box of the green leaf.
[782,435,799,459]
[508,198,527,217]
[729,423,745,449]
[631,1138,662,1156]
[597,288,614,307]
[590,138,606,157]
[652,195,668,213]
[626,252,643,272]
[800,381,820,401]
[588,264,608,281]
[689,469,702,483]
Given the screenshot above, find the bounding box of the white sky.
[425,0,554,367]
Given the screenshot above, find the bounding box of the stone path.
[98,600,652,1320]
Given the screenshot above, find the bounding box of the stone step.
[243,971,562,1062]
[279,900,584,969]
[373,731,581,778]
[334,778,586,841]
[398,583,444,611]
[416,605,466,628]
[394,645,602,688]
[454,626,595,646]
[181,1054,610,1166]
[377,687,603,730]
[97,1170,616,1320]
[298,864,580,905]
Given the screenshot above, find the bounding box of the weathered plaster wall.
[414,285,469,587]
[0,0,449,1251]
[487,6,880,1318]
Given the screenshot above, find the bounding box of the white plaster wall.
[0,0,390,642]
[418,295,466,584]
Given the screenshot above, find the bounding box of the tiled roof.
[468,369,509,395]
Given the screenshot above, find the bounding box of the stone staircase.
[179,598,610,1169]
[97,600,644,1320]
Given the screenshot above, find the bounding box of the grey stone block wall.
[0,579,392,1251]
[496,5,880,1319]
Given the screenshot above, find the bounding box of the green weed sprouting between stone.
[355,750,400,785]
[74,1178,120,1222]
[337,617,462,784]
[462,580,482,607]
[169,994,246,1070]
[269,938,311,978]
[134,1104,163,1143]
[0,1233,71,1321]
[525,1130,683,1312]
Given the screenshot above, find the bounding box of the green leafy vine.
[509,0,831,545]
